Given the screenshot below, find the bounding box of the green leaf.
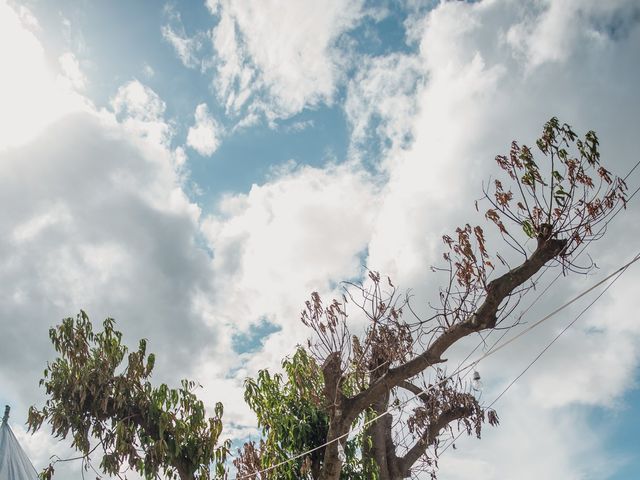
[522,220,535,238]
[552,170,564,182]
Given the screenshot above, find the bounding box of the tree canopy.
[28,312,229,480]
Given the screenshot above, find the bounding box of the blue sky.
[22,0,416,203]
[1,0,640,478]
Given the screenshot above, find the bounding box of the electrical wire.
[232,253,640,479]
[438,250,639,456]
[451,158,640,387]
[433,161,640,457]
[233,160,640,479]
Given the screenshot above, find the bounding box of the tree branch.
[398,381,429,403]
[345,234,567,424]
[397,405,474,476]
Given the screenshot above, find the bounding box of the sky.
[1,0,640,478]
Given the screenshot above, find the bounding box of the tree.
[28,312,230,480]
[236,118,627,480]
[235,347,376,479]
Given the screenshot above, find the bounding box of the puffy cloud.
[111,80,166,121]
[202,162,377,332]
[504,0,640,69]
[173,160,381,431]
[345,52,424,158]
[0,108,214,391]
[524,264,640,409]
[186,103,222,156]
[110,80,172,147]
[209,0,365,121]
[14,3,40,30]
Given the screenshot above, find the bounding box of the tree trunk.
[370,388,408,479]
[319,352,348,480]
[318,421,346,480]
[370,393,391,480]
[311,452,323,479]
[176,462,194,480]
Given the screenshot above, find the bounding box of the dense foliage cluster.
[28,312,229,480]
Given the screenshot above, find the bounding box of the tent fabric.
[0,410,39,480]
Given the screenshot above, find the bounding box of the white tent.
[0,406,39,480]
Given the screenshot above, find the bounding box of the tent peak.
[0,404,39,479]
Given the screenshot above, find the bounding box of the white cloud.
[0,1,88,150]
[11,202,72,243]
[15,3,39,30]
[0,105,209,374]
[284,119,314,133]
[162,24,203,69]
[111,80,165,121]
[438,397,613,480]
[186,103,222,156]
[58,52,86,90]
[110,80,172,147]
[209,0,365,121]
[161,4,208,70]
[504,0,640,70]
[163,160,380,429]
[199,162,378,377]
[345,52,424,158]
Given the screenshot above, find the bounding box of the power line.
[394,159,640,460]
[491,260,632,407]
[435,168,640,451]
[438,250,639,456]
[232,253,640,479]
[434,159,640,458]
[451,157,640,388]
[233,160,640,479]
[366,175,640,471]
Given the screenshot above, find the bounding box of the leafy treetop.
[28,311,229,480]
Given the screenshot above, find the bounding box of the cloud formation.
[161,5,205,70]
[111,80,173,146]
[187,103,222,156]
[0,7,220,477]
[206,0,365,122]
